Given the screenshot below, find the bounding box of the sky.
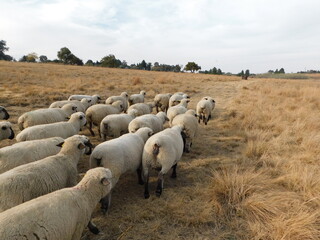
[1,0,320,73]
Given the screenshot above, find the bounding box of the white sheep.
[127,102,153,117]
[0,137,64,174]
[0,106,9,120]
[169,92,190,107]
[0,135,93,213]
[172,109,198,153]
[16,112,87,141]
[100,109,137,140]
[68,94,101,104]
[196,97,215,125]
[0,121,14,141]
[18,103,78,130]
[128,90,146,106]
[154,93,172,113]
[128,112,168,134]
[105,92,129,112]
[85,101,124,136]
[142,125,187,198]
[0,167,113,239]
[90,127,153,213]
[49,98,92,112]
[167,98,190,126]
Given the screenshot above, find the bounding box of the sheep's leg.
[156,172,164,197]
[100,193,111,214]
[156,105,159,113]
[87,220,100,234]
[137,166,144,185]
[88,122,95,136]
[144,173,150,199]
[171,164,177,178]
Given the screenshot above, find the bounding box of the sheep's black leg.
[144,174,150,199]
[171,164,177,178]
[100,193,111,214]
[87,220,100,235]
[156,173,164,197]
[137,167,144,185]
[89,122,95,136]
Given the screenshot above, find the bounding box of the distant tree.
[119,60,128,69]
[245,69,250,76]
[57,47,73,64]
[275,69,279,74]
[212,67,217,74]
[146,62,152,71]
[217,68,222,75]
[184,62,201,73]
[0,40,13,61]
[25,52,38,62]
[173,64,182,72]
[279,68,285,74]
[39,55,48,63]
[154,62,160,67]
[140,60,147,70]
[19,55,27,62]
[268,70,274,73]
[69,55,83,66]
[85,59,94,66]
[237,70,245,76]
[100,54,121,68]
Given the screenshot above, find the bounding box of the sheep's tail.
[17,116,25,131]
[152,143,160,156]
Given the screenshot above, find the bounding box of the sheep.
[196,97,215,125]
[0,135,93,213]
[18,103,78,130]
[90,127,153,213]
[0,121,14,141]
[85,101,124,136]
[167,98,190,126]
[169,92,190,107]
[100,109,137,140]
[0,106,9,120]
[172,109,198,153]
[127,102,154,117]
[16,112,87,141]
[154,93,172,113]
[0,137,64,174]
[128,90,146,106]
[142,125,187,198]
[128,112,168,134]
[105,92,129,112]
[0,167,113,239]
[68,94,101,105]
[49,98,92,112]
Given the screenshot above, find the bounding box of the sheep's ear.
[88,99,91,103]
[78,143,86,150]
[101,177,110,186]
[56,141,64,148]
[186,99,190,103]
[65,116,70,120]
[72,106,77,111]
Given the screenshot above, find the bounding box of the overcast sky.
[1,0,320,73]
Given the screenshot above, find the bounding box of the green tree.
[217,68,222,75]
[184,62,201,73]
[212,67,217,74]
[39,55,48,63]
[0,40,13,61]
[245,69,250,76]
[57,47,73,64]
[85,60,94,66]
[100,54,121,68]
[25,52,38,62]
[279,68,285,74]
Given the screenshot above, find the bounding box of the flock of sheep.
[0,91,215,239]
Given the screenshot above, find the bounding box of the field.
[1,61,320,239]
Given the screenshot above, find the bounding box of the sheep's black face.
[1,126,6,130]
[0,108,9,120]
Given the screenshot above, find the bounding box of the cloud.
[1,0,320,73]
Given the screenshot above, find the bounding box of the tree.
[39,55,48,63]
[184,62,201,73]
[245,69,250,76]
[0,40,13,61]
[57,47,73,64]
[217,68,222,75]
[279,68,285,74]
[212,67,217,74]
[140,60,147,70]
[26,52,38,62]
[85,60,94,66]
[100,54,121,68]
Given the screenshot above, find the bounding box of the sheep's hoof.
[144,192,150,199]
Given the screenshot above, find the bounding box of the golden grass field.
[0,61,320,239]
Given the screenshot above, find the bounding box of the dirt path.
[82,79,252,240]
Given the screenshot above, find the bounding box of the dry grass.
[1,61,320,239]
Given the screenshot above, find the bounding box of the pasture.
[0,61,320,239]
